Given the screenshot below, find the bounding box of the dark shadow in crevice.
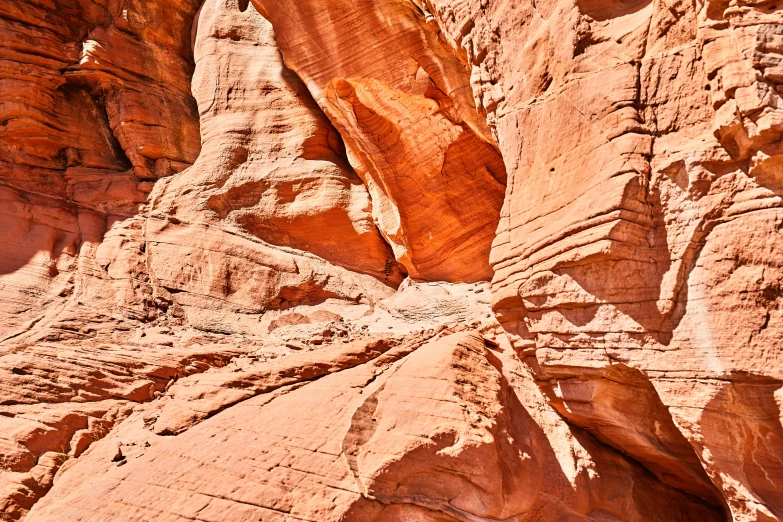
[576,0,652,22]
[536,362,727,509]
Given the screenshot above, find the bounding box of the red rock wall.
[0,0,201,338]
[418,1,783,518]
[0,0,781,521]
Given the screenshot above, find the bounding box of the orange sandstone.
[0,0,780,521]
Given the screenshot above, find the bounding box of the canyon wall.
[0,0,781,520]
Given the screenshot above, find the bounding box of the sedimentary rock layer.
[1,0,782,521]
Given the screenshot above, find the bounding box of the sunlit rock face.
[416,1,783,518]
[1,0,781,521]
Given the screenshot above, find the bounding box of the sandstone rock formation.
[0,0,781,520]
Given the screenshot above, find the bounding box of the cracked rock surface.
[1,0,782,520]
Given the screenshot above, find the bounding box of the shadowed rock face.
[248,0,507,283]
[0,0,781,521]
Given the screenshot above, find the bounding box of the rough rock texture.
[25,332,721,522]
[0,0,201,338]
[1,0,782,520]
[250,0,507,282]
[413,1,783,519]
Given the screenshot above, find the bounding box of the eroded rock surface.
[249,0,507,282]
[1,0,782,520]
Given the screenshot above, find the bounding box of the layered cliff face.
[0,0,781,521]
